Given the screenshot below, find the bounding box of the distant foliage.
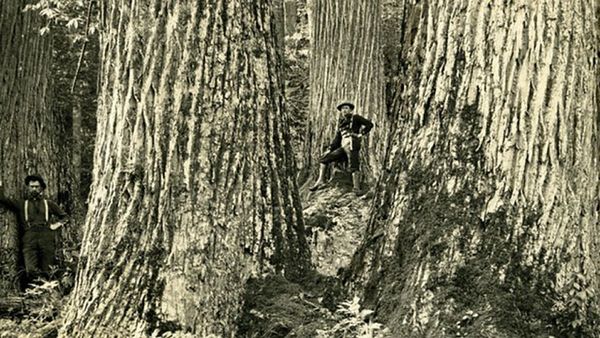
[23,0,97,39]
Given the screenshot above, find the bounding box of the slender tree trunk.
[350,1,600,337]
[283,0,298,36]
[71,99,82,216]
[381,0,408,121]
[273,0,286,47]
[283,0,311,181]
[305,0,385,180]
[60,1,309,337]
[0,0,66,293]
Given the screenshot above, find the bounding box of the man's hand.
[50,221,66,230]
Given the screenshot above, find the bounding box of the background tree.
[60,0,310,336]
[0,0,71,293]
[350,0,600,336]
[282,0,311,177]
[304,0,386,182]
[49,0,100,269]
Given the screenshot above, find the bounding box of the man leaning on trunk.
[0,175,68,284]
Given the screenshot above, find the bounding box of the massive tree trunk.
[0,0,68,293]
[60,1,309,337]
[305,0,386,181]
[350,1,599,337]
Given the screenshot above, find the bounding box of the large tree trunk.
[350,1,599,337]
[0,0,68,293]
[305,0,386,181]
[60,1,309,337]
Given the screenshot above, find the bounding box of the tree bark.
[60,1,309,337]
[350,1,600,337]
[305,0,386,180]
[0,0,67,293]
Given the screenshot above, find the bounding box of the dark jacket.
[0,187,67,230]
[329,113,374,151]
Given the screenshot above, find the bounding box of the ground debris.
[236,272,346,338]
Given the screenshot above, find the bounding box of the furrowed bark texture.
[0,0,67,293]
[306,0,386,179]
[60,1,309,337]
[351,1,599,336]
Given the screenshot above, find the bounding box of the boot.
[352,171,364,196]
[309,164,328,191]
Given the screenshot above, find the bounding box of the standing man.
[310,102,374,195]
[0,175,68,283]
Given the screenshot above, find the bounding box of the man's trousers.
[22,227,56,279]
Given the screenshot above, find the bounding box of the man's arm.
[47,201,68,230]
[48,200,68,220]
[355,115,374,135]
[0,183,19,212]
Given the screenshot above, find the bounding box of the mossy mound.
[301,170,372,277]
[236,272,347,338]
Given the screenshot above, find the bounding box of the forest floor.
[0,279,64,338]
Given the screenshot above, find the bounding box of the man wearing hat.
[310,102,374,195]
[0,175,68,283]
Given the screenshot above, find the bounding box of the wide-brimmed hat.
[25,175,46,189]
[336,102,355,111]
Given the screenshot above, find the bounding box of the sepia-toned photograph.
[0,0,599,337]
